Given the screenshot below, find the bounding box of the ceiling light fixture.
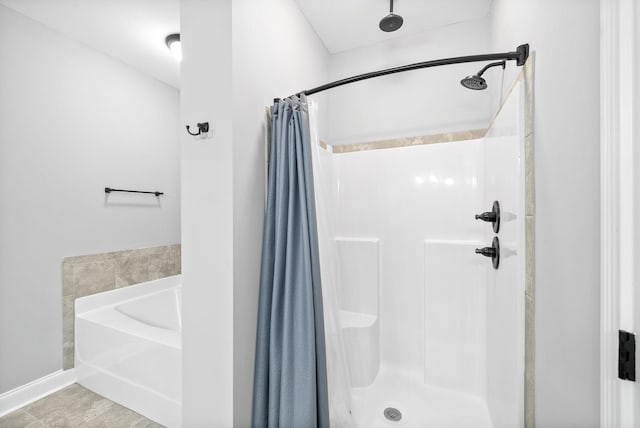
[165,33,181,62]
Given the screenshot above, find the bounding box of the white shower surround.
[74,276,182,428]
[316,82,526,427]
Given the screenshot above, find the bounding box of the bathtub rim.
[75,274,181,315]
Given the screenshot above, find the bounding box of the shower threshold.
[349,363,492,428]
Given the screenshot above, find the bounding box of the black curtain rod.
[276,44,529,101]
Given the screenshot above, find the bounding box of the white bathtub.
[75,275,181,428]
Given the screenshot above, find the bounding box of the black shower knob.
[475,236,500,270]
[475,201,501,233]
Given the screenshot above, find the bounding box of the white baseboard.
[0,369,76,417]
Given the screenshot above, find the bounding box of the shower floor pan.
[350,363,492,428]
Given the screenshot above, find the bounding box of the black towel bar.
[105,187,163,197]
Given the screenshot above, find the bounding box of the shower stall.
[304,47,533,428]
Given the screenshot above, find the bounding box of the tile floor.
[0,384,164,428]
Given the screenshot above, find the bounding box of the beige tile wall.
[523,55,536,428]
[327,128,487,153]
[62,244,181,369]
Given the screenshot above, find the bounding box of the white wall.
[327,19,495,145]
[180,0,233,426]
[180,1,329,425]
[490,1,601,426]
[0,5,180,394]
[333,141,486,376]
[231,1,330,426]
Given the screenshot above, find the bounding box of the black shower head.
[460,61,506,90]
[460,75,488,90]
[379,0,403,32]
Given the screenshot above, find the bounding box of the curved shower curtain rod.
[276,43,529,101]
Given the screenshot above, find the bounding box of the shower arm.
[276,44,529,100]
[476,60,506,77]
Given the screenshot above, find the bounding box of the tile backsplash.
[62,244,181,369]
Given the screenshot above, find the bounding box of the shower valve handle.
[475,212,497,222]
[475,247,496,257]
[475,236,500,270]
[475,201,501,233]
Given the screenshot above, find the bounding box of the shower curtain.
[252,96,330,428]
[307,101,355,428]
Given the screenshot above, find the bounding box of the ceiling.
[294,0,493,53]
[0,0,492,86]
[0,0,180,88]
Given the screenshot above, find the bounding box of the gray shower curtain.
[252,96,330,428]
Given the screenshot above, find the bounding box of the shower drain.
[383,407,402,422]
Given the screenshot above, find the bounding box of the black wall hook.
[186,122,209,136]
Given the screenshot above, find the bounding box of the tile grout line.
[22,407,50,428]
